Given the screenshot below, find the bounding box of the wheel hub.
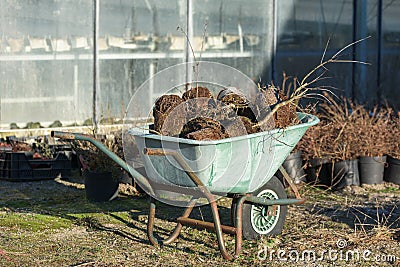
[250,189,281,235]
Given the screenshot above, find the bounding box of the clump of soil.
[154,94,183,113]
[185,127,226,141]
[218,88,257,122]
[217,87,248,106]
[255,87,299,129]
[153,85,299,141]
[181,117,223,137]
[182,86,213,100]
[274,92,298,129]
[239,116,259,134]
[153,94,184,136]
[254,88,279,130]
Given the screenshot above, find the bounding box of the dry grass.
[0,173,399,266]
[300,94,394,161]
[388,115,400,159]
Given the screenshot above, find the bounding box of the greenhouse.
[1,0,399,128]
[0,1,400,266]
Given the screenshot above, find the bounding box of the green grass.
[0,212,71,231]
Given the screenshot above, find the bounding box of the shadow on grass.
[108,211,227,258]
[110,196,234,253]
[310,201,400,231]
[0,174,236,256]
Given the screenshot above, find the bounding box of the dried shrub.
[387,113,400,159]
[300,94,393,161]
[350,105,391,157]
[297,119,331,161]
[317,95,364,161]
[72,134,122,180]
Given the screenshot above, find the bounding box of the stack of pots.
[303,156,389,189]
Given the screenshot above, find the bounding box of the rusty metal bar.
[234,196,247,256]
[147,197,197,246]
[245,195,306,206]
[279,166,303,200]
[147,198,159,246]
[143,148,174,156]
[208,195,233,261]
[144,147,234,260]
[176,217,237,235]
[163,200,196,245]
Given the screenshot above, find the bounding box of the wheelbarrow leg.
[147,195,236,261]
[143,148,236,260]
[279,166,303,199]
[208,198,234,261]
[234,195,247,256]
[147,197,159,246]
[147,197,196,246]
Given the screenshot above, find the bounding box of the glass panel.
[276,0,354,102]
[97,0,274,123]
[381,0,400,110]
[191,0,274,83]
[0,0,92,128]
[97,0,185,122]
[2,1,398,127]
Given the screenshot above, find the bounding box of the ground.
[0,171,399,266]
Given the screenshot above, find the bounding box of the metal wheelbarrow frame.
[51,113,318,261]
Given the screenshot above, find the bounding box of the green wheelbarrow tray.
[51,112,319,261]
[131,112,319,195]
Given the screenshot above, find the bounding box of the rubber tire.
[231,176,288,240]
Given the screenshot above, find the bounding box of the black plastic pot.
[359,156,387,185]
[384,156,400,185]
[83,170,119,202]
[306,157,331,186]
[329,160,360,189]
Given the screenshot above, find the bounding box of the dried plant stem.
[177,20,208,92]
[333,121,348,143]
[254,37,371,129]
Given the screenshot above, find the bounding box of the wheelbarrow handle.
[143,148,175,156]
[51,131,155,195]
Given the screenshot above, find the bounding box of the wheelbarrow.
[51,112,319,261]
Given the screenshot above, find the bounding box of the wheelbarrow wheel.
[231,176,288,240]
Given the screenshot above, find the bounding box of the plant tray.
[0,152,71,181]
